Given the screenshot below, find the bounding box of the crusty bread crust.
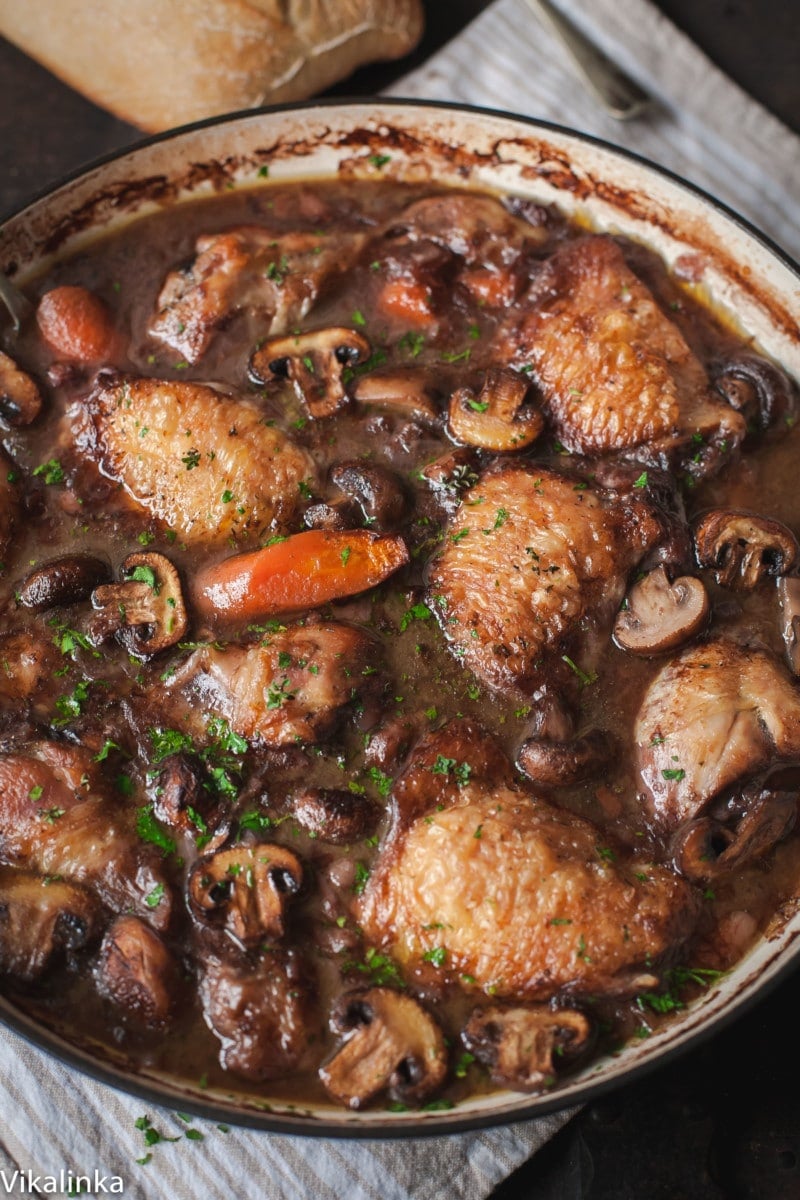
[0,0,424,131]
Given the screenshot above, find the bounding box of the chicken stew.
[1,179,800,1113]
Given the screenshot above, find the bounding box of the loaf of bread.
[0,0,425,132]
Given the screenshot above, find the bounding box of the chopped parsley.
[266,676,296,709]
[344,946,404,988]
[561,655,598,687]
[136,805,176,856]
[150,728,194,763]
[32,458,64,486]
[422,946,447,968]
[399,602,433,632]
[145,882,165,909]
[368,767,393,797]
[353,862,370,895]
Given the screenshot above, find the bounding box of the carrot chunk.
[195,529,409,622]
[36,286,118,363]
[377,279,436,326]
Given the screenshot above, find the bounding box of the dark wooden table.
[1,4,799,1197]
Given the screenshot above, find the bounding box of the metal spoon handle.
[525,0,651,120]
[0,271,32,333]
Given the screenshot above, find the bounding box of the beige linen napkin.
[1,2,798,1198]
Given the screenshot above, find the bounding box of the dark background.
[1,2,799,1196]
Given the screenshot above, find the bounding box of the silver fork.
[525,0,651,120]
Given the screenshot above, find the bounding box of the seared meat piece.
[0,867,100,982]
[96,916,177,1027]
[429,464,662,694]
[148,226,367,363]
[505,236,745,471]
[0,630,60,708]
[199,948,314,1081]
[397,193,547,270]
[75,374,312,546]
[358,722,699,998]
[636,638,800,827]
[0,742,172,929]
[178,621,376,745]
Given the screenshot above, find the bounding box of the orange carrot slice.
[195,529,409,622]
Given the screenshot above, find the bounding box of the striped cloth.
[388,0,800,261]
[2,2,798,1197]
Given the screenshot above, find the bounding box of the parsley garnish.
[136,805,176,856]
[400,602,433,632]
[32,458,64,485]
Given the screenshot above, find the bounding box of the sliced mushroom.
[319,987,447,1110]
[90,551,187,658]
[517,729,614,788]
[0,350,42,426]
[18,554,110,612]
[250,327,370,419]
[353,369,440,427]
[447,368,543,452]
[713,352,796,434]
[673,785,796,881]
[290,788,378,845]
[330,461,407,530]
[614,566,709,655]
[463,1005,593,1091]
[152,753,228,851]
[0,868,100,983]
[779,575,800,675]
[188,844,302,948]
[96,915,177,1028]
[694,510,799,590]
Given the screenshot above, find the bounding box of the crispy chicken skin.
[428,464,662,693]
[505,236,745,469]
[148,225,368,363]
[636,638,800,826]
[76,373,313,546]
[358,722,699,997]
[0,742,172,929]
[177,621,376,746]
[199,949,313,1081]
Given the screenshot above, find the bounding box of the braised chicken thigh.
[359,722,699,998]
[148,224,368,363]
[504,236,746,473]
[429,464,662,694]
[76,374,312,545]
